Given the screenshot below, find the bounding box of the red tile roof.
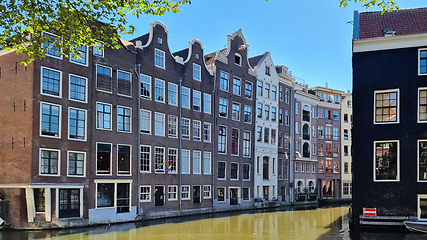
[359,7,427,39]
[204,48,227,65]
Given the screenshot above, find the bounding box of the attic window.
[235,53,242,66]
[382,28,396,37]
[158,38,162,44]
[195,54,199,59]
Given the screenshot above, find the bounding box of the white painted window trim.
[373,88,400,125]
[418,48,427,76]
[39,148,61,177]
[96,102,112,131]
[117,144,132,176]
[96,142,113,176]
[69,45,89,67]
[39,101,62,139]
[140,145,151,173]
[117,105,132,133]
[117,69,132,98]
[418,87,427,123]
[40,66,62,99]
[67,107,87,142]
[68,73,88,103]
[373,140,400,182]
[66,150,86,177]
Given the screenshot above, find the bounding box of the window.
[34,188,46,212]
[220,71,229,92]
[263,157,269,180]
[333,144,339,157]
[312,144,317,155]
[97,103,111,130]
[203,152,211,175]
[117,70,131,97]
[168,115,178,138]
[154,147,165,172]
[295,122,300,134]
[181,118,190,140]
[203,185,211,199]
[375,141,399,181]
[264,127,270,143]
[343,183,349,195]
[271,107,277,121]
[193,63,201,81]
[181,186,190,200]
[285,89,289,104]
[41,67,61,97]
[325,127,332,140]
[193,120,201,141]
[154,112,165,136]
[218,162,226,179]
[344,129,349,140]
[272,86,277,101]
[419,88,427,122]
[245,82,252,99]
[40,102,61,137]
[264,83,270,98]
[233,77,241,95]
[264,105,270,120]
[243,164,250,180]
[285,110,289,125]
[68,107,86,140]
[285,134,289,149]
[257,103,263,118]
[193,151,201,174]
[117,106,131,132]
[312,125,316,137]
[244,106,252,124]
[69,74,87,102]
[217,187,225,202]
[182,150,190,174]
[232,102,240,121]
[318,143,324,156]
[375,89,399,124]
[294,162,298,172]
[140,109,151,134]
[93,41,104,57]
[117,145,131,175]
[296,102,300,114]
[193,90,201,111]
[257,126,262,142]
[70,45,87,65]
[243,131,251,157]
[257,80,263,96]
[40,148,59,175]
[68,151,85,176]
[155,48,165,68]
[203,123,211,142]
[344,162,349,173]
[419,49,427,75]
[318,126,324,139]
[279,108,283,124]
[97,143,111,175]
[318,109,323,118]
[168,83,178,105]
[96,65,112,93]
[271,129,276,145]
[235,53,242,66]
[419,140,427,181]
[279,131,283,148]
[301,163,305,172]
[231,163,238,180]
[204,93,211,114]
[231,128,239,155]
[326,143,332,157]
[265,66,270,75]
[418,195,427,220]
[140,145,151,172]
[42,32,61,58]
[344,145,349,156]
[181,87,190,108]
[333,111,339,120]
[140,186,151,202]
[344,114,348,123]
[219,98,228,118]
[333,127,339,140]
[168,186,178,200]
[154,79,165,102]
[334,161,339,173]
[141,74,151,99]
[167,148,177,173]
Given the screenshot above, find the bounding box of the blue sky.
[123,0,427,92]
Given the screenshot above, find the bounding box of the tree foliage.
[339,0,399,13]
[0,0,190,64]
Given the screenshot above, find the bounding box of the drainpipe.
[289,80,295,203]
[179,78,183,211]
[135,64,141,215]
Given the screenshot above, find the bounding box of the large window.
[96,65,112,92]
[419,88,427,122]
[193,90,201,111]
[154,112,165,136]
[68,107,86,140]
[271,107,277,121]
[285,110,289,125]
[182,87,190,109]
[220,71,229,92]
[182,150,190,174]
[257,103,262,118]
[418,195,427,220]
[168,83,178,105]
[155,79,165,102]
[375,141,399,181]
[231,128,239,155]
[97,143,111,175]
[154,147,165,172]
[233,77,241,95]
[93,41,104,57]
[117,70,131,97]
[243,131,251,157]
[97,182,130,213]
[40,102,61,137]
[193,151,201,174]
[257,80,263,96]
[140,145,151,172]
[181,118,190,140]
[245,82,252,99]
[243,164,250,180]
[141,74,151,99]
[375,89,399,124]
[231,163,238,180]
[41,67,61,97]
[117,145,131,175]
[271,86,277,101]
[217,187,225,202]
[218,162,226,179]
[232,102,240,121]
[68,151,85,176]
[155,48,165,68]
[219,98,228,118]
[419,49,427,75]
[264,83,270,98]
[419,140,427,181]
[218,126,227,154]
[244,105,252,123]
[34,188,46,213]
[117,106,131,132]
[203,122,211,142]
[40,149,59,175]
[97,183,114,208]
[204,93,211,114]
[42,32,61,58]
[70,45,88,66]
[97,103,111,130]
[168,148,178,173]
[193,120,201,141]
[168,115,178,138]
[203,152,211,174]
[140,109,151,134]
[193,63,201,81]
[69,74,87,102]
[181,186,190,200]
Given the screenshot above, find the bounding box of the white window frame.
[140,185,151,202]
[39,148,61,176]
[154,146,166,173]
[181,149,190,174]
[418,87,427,123]
[181,118,190,140]
[140,109,151,134]
[117,105,132,133]
[154,78,165,103]
[93,41,104,57]
[373,88,400,125]
[203,185,212,199]
[95,180,132,213]
[96,102,112,131]
[219,98,228,118]
[373,140,400,182]
[418,139,427,182]
[232,102,241,121]
[40,101,62,139]
[418,194,427,220]
[203,122,211,143]
[42,31,63,59]
[203,152,211,175]
[68,107,87,142]
[193,90,201,111]
[96,142,112,176]
[203,93,211,114]
[168,115,178,138]
[234,53,242,66]
[155,48,165,69]
[141,74,151,99]
[193,63,201,81]
[233,76,241,96]
[243,131,251,158]
[154,112,165,136]
[69,45,88,67]
[181,185,190,200]
[96,64,113,93]
[193,120,201,141]
[181,86,190,109]
[168,83,178,106]
[67,150,86,177]
[140,145,151,173]
[230,162,239,180]
[168,185,178,201]
[117,70,132,97]
[40,66,62,98]
[68,73,88,103]
[193,151,201,174]
[220,71,229,92]
[218,125,227,154]
[418,48,427,76]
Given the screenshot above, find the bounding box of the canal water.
[0,205,423,240]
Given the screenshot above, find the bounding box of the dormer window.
[382,28,396,37]
[234,53,242,66]
[158,38,162,44]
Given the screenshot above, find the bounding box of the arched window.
[308,181,315,192]
[303,142,310,158]
[297,181,303,193]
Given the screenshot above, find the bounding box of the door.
[59,189,80,218]
[230,188,238,205]
[154,186,164,206]
[193,186,200,204]
[281,186,286,202]
[263,186,269,201]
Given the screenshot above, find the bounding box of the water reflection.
[0,205,424,240]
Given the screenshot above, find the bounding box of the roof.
[204,48,227,65]
[129,33,150,45]
[359,7,427,39]
[248,53,265,69]
[173,48,189,59]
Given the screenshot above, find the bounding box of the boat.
[404,221,427,233]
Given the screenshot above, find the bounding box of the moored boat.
[404,221,427,233]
